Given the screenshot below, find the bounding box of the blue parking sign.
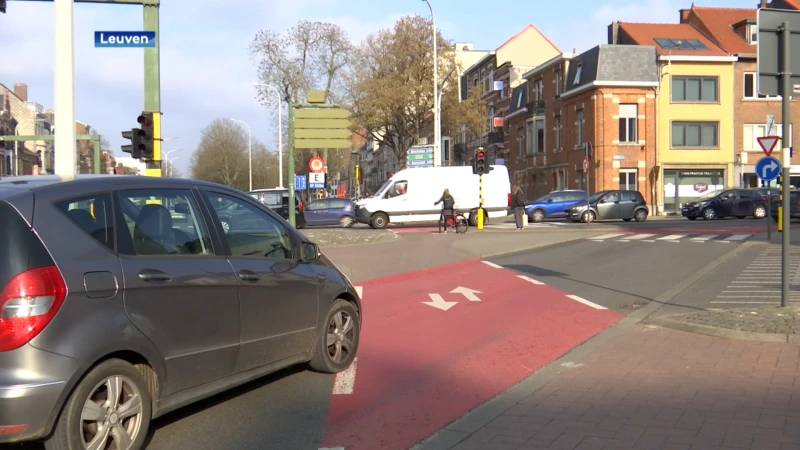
[295,174,307,190]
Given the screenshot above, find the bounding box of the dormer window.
[574,63,582,85]
[748,24,758,44]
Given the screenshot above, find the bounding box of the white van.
[355,165,511,229]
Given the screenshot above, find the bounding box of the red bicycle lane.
[321,259,623,450]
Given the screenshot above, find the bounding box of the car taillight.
[0,266,67,352]
[507,193,512,207]
[299,200,304,212]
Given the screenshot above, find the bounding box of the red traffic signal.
[477,151,485,158]
[137,115,150,126]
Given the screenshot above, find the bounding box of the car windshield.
[373,179,392,197]
[531,194,551,203]
[694,190,721,201]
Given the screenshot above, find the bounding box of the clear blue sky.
[1,0,760,176]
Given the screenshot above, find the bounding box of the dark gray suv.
[0,175,361,449]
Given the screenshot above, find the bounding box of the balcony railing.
[527,101,545,115]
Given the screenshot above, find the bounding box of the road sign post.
[757,155,781,243]
[758,7,800,307]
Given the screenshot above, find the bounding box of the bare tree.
[190,118,249,190]
[250,20,354,177]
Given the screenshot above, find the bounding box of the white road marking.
[643,240,656,242]
[482,261,503,269]
[620,234,656,240]
[690,234,718,241]
[724,234,752,241]
[354,286,363,299]
[586,233,626,241]
[319,447,346,450]
[710,301,779,304]
[332,358,357,395]
[566,294,607,310]
[518,275,545,285]
[657,234,687,241]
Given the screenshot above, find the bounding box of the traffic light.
[474,147,487,175]
[137,112,155,159]
[121,128,147,158]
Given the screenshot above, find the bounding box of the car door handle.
[238,270,260,282]
[315,274,327,282]
[138,269,171,282]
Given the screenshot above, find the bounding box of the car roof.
[0,174,233,193]
[250,188,288,192]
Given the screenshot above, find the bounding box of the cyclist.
[434,188,455,233]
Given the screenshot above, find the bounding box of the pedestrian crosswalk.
[586,232,755,243]
[713,246,800,305]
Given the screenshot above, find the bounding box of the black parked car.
[565,190,649,223]
[681,188,767,220]
[0,175,361,449]
[249,188,306,228]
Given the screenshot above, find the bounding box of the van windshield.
[374,179,392,197]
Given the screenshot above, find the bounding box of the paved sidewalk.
[443,324,800,450]
[650,307,800,344]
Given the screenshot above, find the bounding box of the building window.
[536,119,545,154]
[743,123,793,151]
[576,110,584,145]
[672,121,719,148]
[748,24,757,44]
[576,170,583,189]
[556,169,565,190]
[534,79,544,102]
[555,116,562,151]
[618,104,638,143]
[555,70,562,95]
[526,120,534,155]
[672,76,718,102]
[619,169,638,191]
[518,127,524,160]
[573,63,582,85]
[743,72,779,99]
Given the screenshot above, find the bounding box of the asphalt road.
[10,217,783,450]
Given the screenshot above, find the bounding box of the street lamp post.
[422,0,440,167]
[167,155,181,177]
[230,118,252,191]
[253,83,284,188]
[163,149,181,177]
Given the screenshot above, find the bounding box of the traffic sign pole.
[781,20,792,308]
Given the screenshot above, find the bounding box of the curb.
[412,233,746,450]
[644,315,800,344]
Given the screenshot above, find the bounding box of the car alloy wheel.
[754,205,766,219]
[339,216,354,228]
[634,210,648,222]
[582,210,596,223]
[531,210,545,223]
[309,299,360,373]
[703,208,716,220]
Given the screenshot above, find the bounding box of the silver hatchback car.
[0,175,361,450]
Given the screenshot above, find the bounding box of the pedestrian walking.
[511,185,526,230]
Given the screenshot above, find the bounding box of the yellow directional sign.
[295,108,351,119]
[294,118,352,129]
[295,128,352,139]
[295,138,353,149]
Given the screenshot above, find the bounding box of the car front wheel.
[309,299,360,373]
[753,205,767,219]
[45,359,151,450]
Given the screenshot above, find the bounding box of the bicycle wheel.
[455,214,468,233]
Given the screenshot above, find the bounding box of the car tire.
[753,205,767,219]
[339,216,354,228]
[370,212,388,229]
[309,299,360,374]
[687,217,697,220]
[634,209,648,222]
[530,209,545,223]
[622,218,632,222]
[582,210,596,223]
[45,359,152,450]
[702,207,716,220]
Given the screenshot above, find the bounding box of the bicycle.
[438,208,469,233]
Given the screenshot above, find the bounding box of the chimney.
[13,83,27,102]
[759,0,768,8]
[608,21,619,45]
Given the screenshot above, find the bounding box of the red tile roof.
[618,22,728,56]
[689,7,756,55]
[783,0,800,9]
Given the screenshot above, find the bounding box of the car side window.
[116,189,214,256]
[569,192,586,201]
[55,192,116,252]
[308,200,329,211]
[203,191,294,260]
[619,191,634,201]
[603,192,619,202]
[738,190,753,199]
[386,181,408,198]
[550,193,567,202]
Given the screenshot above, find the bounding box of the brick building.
[681,4,800,188]
[506,46,659,204]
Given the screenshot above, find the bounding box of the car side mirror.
[547,198,553,203]
[301,242,320,262]
[174,203,189,214]
[598,198,606,203]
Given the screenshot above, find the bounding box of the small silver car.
[0,175,361,450]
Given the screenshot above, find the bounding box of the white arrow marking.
[518,275,545,285]
[423,293,458,311]
[354,286,363,298]
[451,286,482,301]
[332,357,357,395]
[761,160,778,179]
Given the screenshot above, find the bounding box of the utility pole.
[143,0,161,177]
[54,0,77,178]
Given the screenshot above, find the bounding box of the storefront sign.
[681,170,723,177]
[693,182,709,193]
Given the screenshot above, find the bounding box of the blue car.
[304,198,356,227]
[524,190,587,223]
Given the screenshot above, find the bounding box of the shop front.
[663,169,725,215]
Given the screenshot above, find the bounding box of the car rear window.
[0,201,55,292]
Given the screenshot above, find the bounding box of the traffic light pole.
[477,174,484,230]
[143,0,161,177]
[287,102,297,227]
[780,21,792,308]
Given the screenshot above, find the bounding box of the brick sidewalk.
[449,325,800,450]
